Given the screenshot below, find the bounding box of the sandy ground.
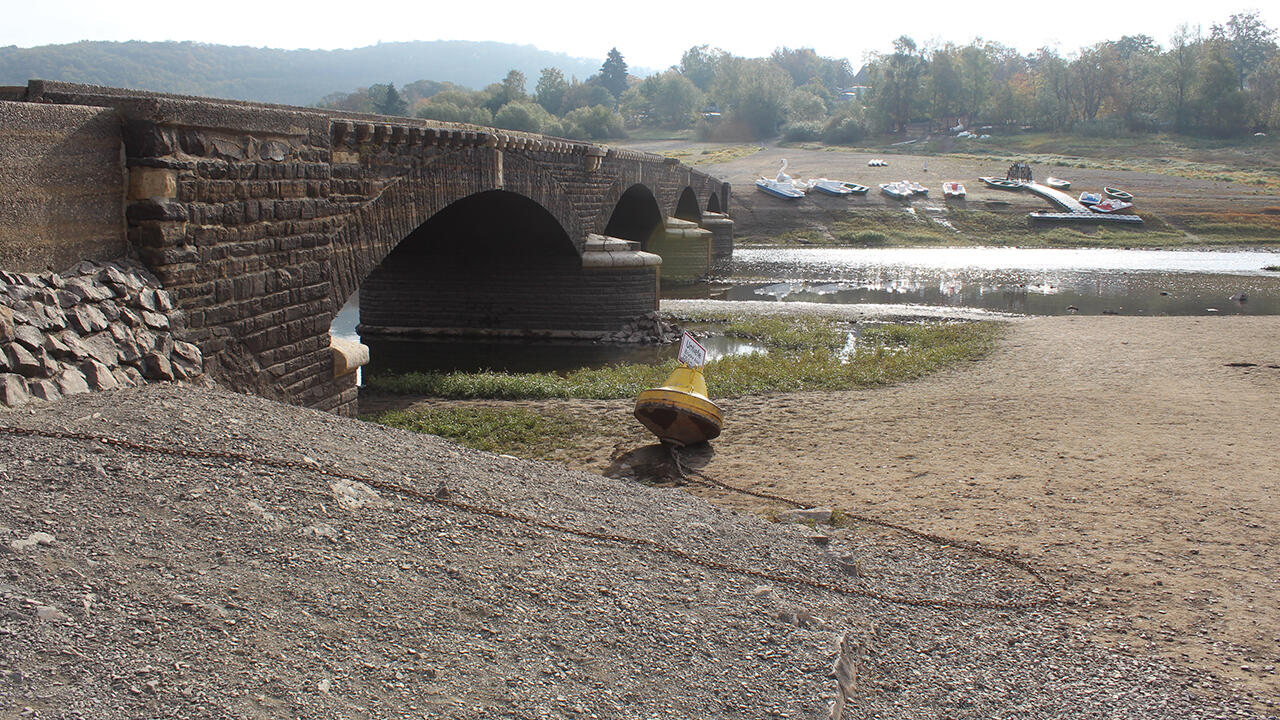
[368,314,1280,708]
[615,140,1280,242]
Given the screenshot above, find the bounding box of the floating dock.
[1022,183,1143,225]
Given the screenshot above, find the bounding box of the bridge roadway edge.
[0,81,733,415]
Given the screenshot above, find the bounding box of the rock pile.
[597,310,683,344]
[0,259,202,408]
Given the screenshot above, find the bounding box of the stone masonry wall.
[0,102,126,272]
[0,259,203,409]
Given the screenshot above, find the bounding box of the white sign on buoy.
[677,332,707,369]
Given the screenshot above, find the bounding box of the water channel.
[333,247,1280,375]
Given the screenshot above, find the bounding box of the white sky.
[3,0,1274,72]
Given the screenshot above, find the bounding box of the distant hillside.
[0,40,605,106]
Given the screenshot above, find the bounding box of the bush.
[562,105,627,140]
[822,108,869,145]
[781,121,823,142]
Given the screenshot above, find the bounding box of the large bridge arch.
[327,147,589,315]
[603,184,664,251]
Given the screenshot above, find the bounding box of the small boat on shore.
[880,182,911,200]
[1046,177,1071,190]
[808,179,869,196]
[903,180,928,195]
[867,159,889,167]
[1079,191,1103,206]
[942,181,966,199]
[1104,186,1134,201]
[756,177,805,199]
[756,159,806,199]
[980,176,1022,190]
[1091,198,1134,213]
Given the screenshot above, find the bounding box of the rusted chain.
[0,424,1062,611]
[668,446,1047,582]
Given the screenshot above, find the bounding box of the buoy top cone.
[633,364,724,447]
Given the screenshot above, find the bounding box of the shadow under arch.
[604,184,664,251]
[674,187,702,223]
[707,192,722,214]
[357,189,584,337]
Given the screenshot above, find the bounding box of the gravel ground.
[0,383,1267,718]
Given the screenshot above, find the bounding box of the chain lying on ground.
[0,424,1061,611]
[669,446,1047,583]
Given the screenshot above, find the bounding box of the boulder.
[56,367,90,396]
[70,304,109,334]
[9,343,42,376]
[141,352,175,381]
[13,325,44,350]
[80,332,121,366]
[26,378,61,402]
[80,360,120,391]
[0,373,29,407]
[778,507,833,525]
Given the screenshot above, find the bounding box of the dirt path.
[379,315,1280,706]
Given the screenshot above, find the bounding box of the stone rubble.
[596,310,684,344]
[0,259,202,408]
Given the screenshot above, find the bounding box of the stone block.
[141,352,174,381]
[81,331,121,366]
[70,304,109,334]
[0,373,29,407]
[55,367,89,396]
[80,359,120,391]
[128,167,178,200]
[330,337,368,378]
[26,378,61,402]
[13,324,44,350]
[9,343,41,376]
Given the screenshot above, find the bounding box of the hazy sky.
[4,0,1275,71]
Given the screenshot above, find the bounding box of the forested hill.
[0,40,603,106]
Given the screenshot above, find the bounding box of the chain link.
[0,424,1062,611]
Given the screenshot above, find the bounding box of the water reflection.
[702,247,1280,316]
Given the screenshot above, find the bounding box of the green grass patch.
[363,315,1003,400]
[364,406,584,458]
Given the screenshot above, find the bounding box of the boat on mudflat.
[1104,186,1134,201]
[903,180,928,195]
[808,179,868,196]
[1046,177,1071,190]
[880,182,911,200]
[1079,191,1103,206]
[756,177,805,199]
[867,159,889,167]
[980,176,1022,190]
[1091,198,1134,213]
[942,182,966,199]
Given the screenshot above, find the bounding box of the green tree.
[599,47,629,99]
[494,101,554,133]
[1215,11,1277,90]
[869,36,925,133]
[502,69,527,102]
[1193,39,1248,135]
[926,47,964,126]
[371,82,408,116]
[534,67,568,114]
[680,45,724,91]
[635,70,701,127]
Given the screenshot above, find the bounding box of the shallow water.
[685,247,1280,316]
[334,247,1280,376]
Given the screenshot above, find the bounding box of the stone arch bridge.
[0,81,733,415]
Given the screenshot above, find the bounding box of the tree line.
[320,11,1278,142]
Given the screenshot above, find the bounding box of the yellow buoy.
[633,364,723,447]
